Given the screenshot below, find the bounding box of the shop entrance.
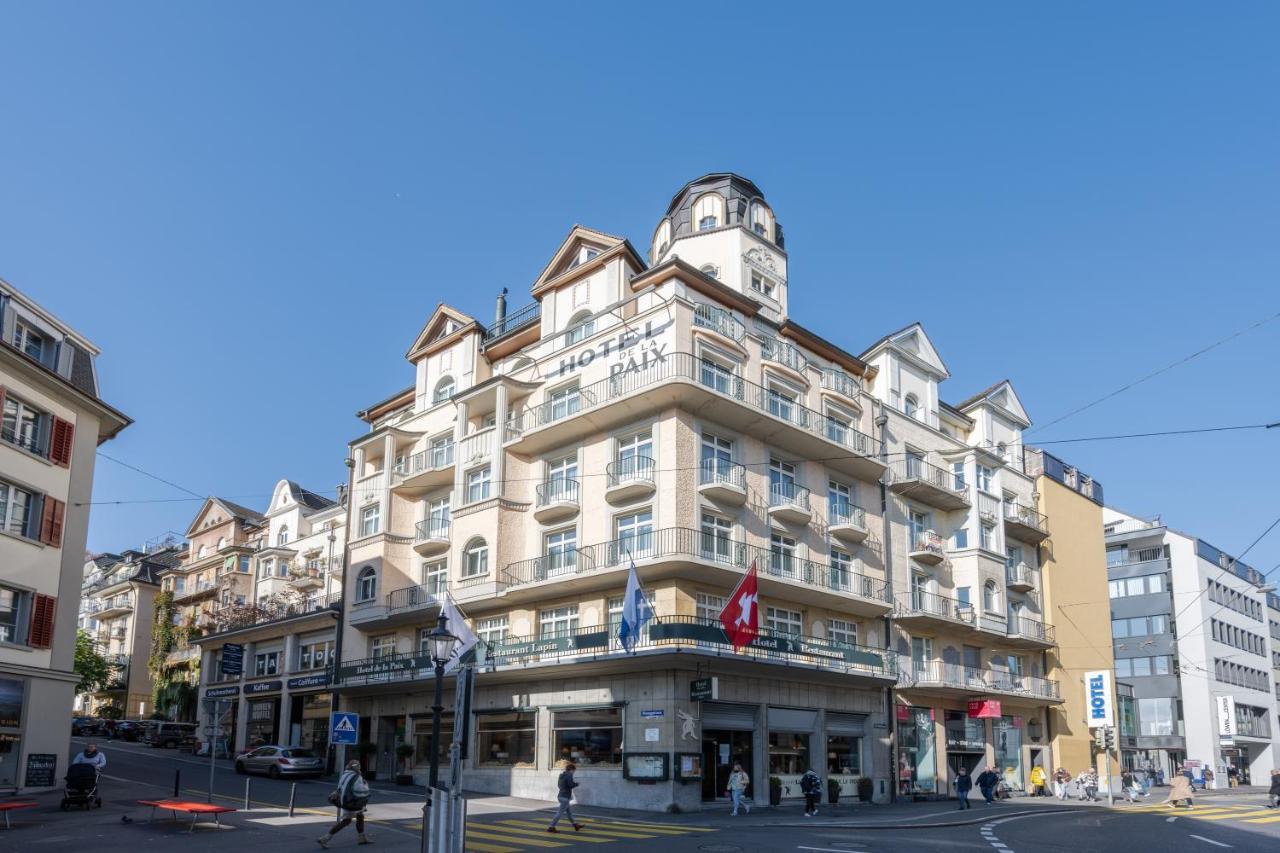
[948,751,984,783]
[701,730,753,802]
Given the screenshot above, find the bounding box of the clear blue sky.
[2,3,1277,572]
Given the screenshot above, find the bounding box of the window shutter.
[49,417,74,466]
[28,593,56,649]
[40,497,66,548]
[0,385,6,415]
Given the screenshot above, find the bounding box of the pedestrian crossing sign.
[330,711,359,745]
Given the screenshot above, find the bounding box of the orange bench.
[0,801,37,830]
[136,799,236,831]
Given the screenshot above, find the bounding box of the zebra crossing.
[1121,802,1280,826]
[407,814,718,852]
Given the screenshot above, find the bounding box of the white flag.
[442,596,479,674]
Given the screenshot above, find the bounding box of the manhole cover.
[699,846,743,852]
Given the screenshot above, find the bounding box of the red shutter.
[28,593,56,649]
[49,417,74,466]
[40,497,65,548]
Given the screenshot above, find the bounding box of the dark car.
[71,716,101,737]
[143,722,198,749]
[234,745,325,779]
[113,721,145,742]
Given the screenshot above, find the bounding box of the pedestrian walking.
[1227,765,1239,788]
[1266,768,1280,808]
[1053,767,1069,800]
[976,766,1000,805]
[727,762,751,816]
[955,766,973,810]
[1121,770,1140,804]
[317,760,372,847]
[547,762,583,833]
[72,742,107,771]
[800,767,821,816]
[1029,765,1047,797]
[1165,769,1194,808]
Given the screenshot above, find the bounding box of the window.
[770,533,797,577]
[952,526,968,549]
[828,480,853,521]
[696,592,726,622]
[547,383,582,421]
[980,523,994,551]
[699,355,735,395]
[464,538,489,577]
[956,586,971,608]
[766,606,803,637]
[12,320,46,361]
[829,618,856,646]
[701,433,733,481]
[427,496,450,536]
[615,510,653,559]
[652,220,671,258]
[564,311,595,346]
[1,394,45,454]
[908,510,929,544]
[544,529,577,576]
[0,586,25,644]
[903,394,919,418]
[545,455,578,501]
[750,271,775,298]
[766,385,798,423]
[277,526,289,546]
[539,604,578,639]
[257,557,273,580]
[466,466,492,503]
[699,263,720,279]
[298,640,334,671]
[359,504,380,537]
[1111,614,1170,638]
[1137,697,1178,737]
[371,635,397,659]
[769,458,797,503]
[355,566,377,602]
[982,581,999,612]
[433,376,455,404]
[830,548,853,591]
[477,712,536,767]
[476,616,509,646]
[694,193,723,230]
[615,431,653,478]
[976,466,993,493]
[0,481,34,537]
[825,410,851,445]
[254,651,280,677]
[700,513,734,562]
[552,707,621,767]
[750,202,771,237]
[951,461,966,490]
[423,560,447,596]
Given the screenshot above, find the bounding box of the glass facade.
[768,731,811,776]
[994,715,1024,791]
[897,706,938,795]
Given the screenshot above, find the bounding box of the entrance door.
[948,752,983,787]
[701,730,753,802]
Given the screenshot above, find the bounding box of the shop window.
[413,714,454,769]
[254,651,280,677]
[897,706,938,795]
[768,731,810,778]
[477,712,537,767]
[994,715,1024,791]
[552,707,622,767]
[827,735,862,777]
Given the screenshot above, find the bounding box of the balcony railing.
[693,303,745,342]
[606,455,655,488]
[199,591,342,636]
[821,368,861,398]
[536,477,580,507]
[898,589,973,622]
[394,443,455,477]
[768,481,811,510]
[457,427,495,464]
[483,301,540,342]
[336,614,895,687]
[173,580,218,601]
[699,457,746,490]
[1107,547,1166,568]
[829,501,867,530]
[760,337,809,373]
[386,582,446,614]
[415,518,451,542]
[1005,562,1039,588]
[1004,501,1048,535]
[1008,616,1055,644]
[501,353,881,461]
[910,531,946,558]
[977,493,1002,524]
[894,458,966,496]
[898,658,1060,700]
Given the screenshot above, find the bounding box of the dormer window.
[652,220,672,260]
[694,193,724,231]
[433,376,455,404]
[12,321,45,361]
[567,246,600,270]
[904,394,919,418]
[751,202,772,239]
[699,264,720,280]
[564,311,595,346]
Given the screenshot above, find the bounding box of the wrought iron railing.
[606,455,655,488]
[1008,616,1055,644]
[768,481,811,511]
[415,518,451,542]
[536,477,580,507]
[897,658,1060,699]
[693,303,745,342]
[394,443,455,477]
[760,337,809,373]
[829,501,867,530]
[482,302,540,342]
[821,368,861,398]
[699,457,745,490]
[898,589,973,622]
[892,458,966,497]
[386,583,446,614]
[1004,501,1048,534]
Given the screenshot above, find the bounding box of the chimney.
[495,287,508,327]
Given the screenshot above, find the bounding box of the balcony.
[896,590,975,630]
[173,580,218,602]
[820,368,861,400]
[456,427,495,468]
[391,444,455,495]
[693,303,746,343]
[889,459,969,510]
[482,301,540,343]
[897,658,1062,703]
[166,645,201,666]
[698,458,747,505]
[534,478,581,523]
[908,531,947,565]
[1006,616,1056,648]
[336,614,896,689]
[352,582,447,629]
[413,518,451,555]
[289,567,326,591]
[604,456,656,504]
[200,591,342,636]
[501,353,883,481]
[96,594,134,618]
[760,337,809,374]
[828,502,869,544]
[1004,501,1049,544]
[1005,562,1039,592]
[768,482,812,525]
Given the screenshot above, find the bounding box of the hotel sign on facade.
[1084,670,1114,728]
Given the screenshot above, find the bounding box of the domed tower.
[649,173,789,320]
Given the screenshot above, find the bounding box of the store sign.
[220,643,244,676]
[690,677,718,702]
[486,631,610,664]
[1084,670,1114,728]
[287,673,331,690]
[206,685,240,698]
[337,655,431,681]
[24,754,56,788]
[1216,695,1236,745]
[245,680,282,695]
[967,699,1002,719]
[555,317,673,378]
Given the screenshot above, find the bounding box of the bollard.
[244,777,251,810]
[288,782,296,818]
[174,769,180,798]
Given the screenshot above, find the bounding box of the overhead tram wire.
[96,451,208,500]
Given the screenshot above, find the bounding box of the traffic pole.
[174,769,180,798]
[1104,727,1115,807]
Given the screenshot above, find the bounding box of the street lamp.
[425,614,459,792]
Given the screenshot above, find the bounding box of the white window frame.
[466,466,492,503]
[356,566,377,602]
[463,538,489,578]
[359,504,380,537]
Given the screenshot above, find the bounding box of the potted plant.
[857,776,874,802]
[769,776,782,806]
[828,777,841,804]
[394,743,416,785]
[356,741,378,780]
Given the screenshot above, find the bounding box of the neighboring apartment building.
[329,174,1082,809]
[1270,594,1280,727]
[77,545,184,717]
[1103,508,1277,784]
[0,280,130,791]
[193,479,345,754]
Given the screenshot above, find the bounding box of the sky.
[1,3,1278,572]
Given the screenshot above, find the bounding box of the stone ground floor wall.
[338,663,892,812]
[1,669,75,793]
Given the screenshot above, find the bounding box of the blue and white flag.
[617,554,654,654]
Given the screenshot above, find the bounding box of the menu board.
[622,752,669,781]
[24,753,56,788]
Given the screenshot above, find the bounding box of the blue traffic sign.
[330,711,359,745]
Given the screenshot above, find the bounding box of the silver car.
[234,745,325,778]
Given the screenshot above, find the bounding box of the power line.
[1028,309,1280,435]
[96,451,207,500]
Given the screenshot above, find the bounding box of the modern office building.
[1103,508,1277,784]
[328,174,1100,809]
[0,279,130,791]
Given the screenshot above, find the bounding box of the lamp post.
[424,614,459,792]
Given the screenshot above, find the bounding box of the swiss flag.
[719,560,760,651]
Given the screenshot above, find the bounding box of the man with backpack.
[318,760,372,847]
[800,767,821,816]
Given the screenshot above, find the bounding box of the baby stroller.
[60,763,102,810]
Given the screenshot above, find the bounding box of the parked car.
[143,722,197,749]
[234,745,324,779]
[113,720,145,742]
[71,716,101,737]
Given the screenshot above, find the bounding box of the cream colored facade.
[0,279,129,792]
[331,174,1091,809]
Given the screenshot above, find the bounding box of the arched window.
[693,193,724,231]
[198,544,208,559]
[277,526,289,546]
[463,538,489,578]
[356,566,377,602]
[750,202,772,239]
[904,394,919,418]
[652,219,671,259]
[216,537,226,551]
[983,580,999,612]
[699,263,720,280]
[433,376,455,404]
[564,310,595,346]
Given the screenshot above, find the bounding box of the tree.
[74,629,118,695]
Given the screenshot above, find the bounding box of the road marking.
[465,842,522,853]
[578,816,717,832]
[1188,835,1231,848]
[1241,814,1280,824]
[466,828,572,847]
[1167,817,1178,822]
[797,847,863,852]
[495,819,652,839]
